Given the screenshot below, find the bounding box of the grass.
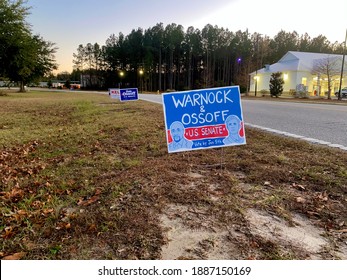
[0,90,346,260]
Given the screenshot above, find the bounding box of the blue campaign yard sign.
[162,86,246,153]
[120,88,139,102]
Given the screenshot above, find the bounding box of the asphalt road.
[139,93,347,150]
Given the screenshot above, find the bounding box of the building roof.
[251,51,344,75]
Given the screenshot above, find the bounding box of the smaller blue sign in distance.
[119,88,139,102]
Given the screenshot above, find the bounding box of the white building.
[249,51,347,96]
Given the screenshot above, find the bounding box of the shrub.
[269,72,284,97]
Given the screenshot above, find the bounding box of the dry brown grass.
[0,91,346,260]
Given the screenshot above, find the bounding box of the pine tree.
[269,72,284,97]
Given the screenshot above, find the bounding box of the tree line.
[71,23,345,92]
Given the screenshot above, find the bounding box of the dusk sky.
[26,0,347,73]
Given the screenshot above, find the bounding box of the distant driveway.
[139,94,347,151]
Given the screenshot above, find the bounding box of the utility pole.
[338,29,347,100]
[255,69,258,97]
[255,34,262,97]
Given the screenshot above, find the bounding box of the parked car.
[335,87,347,98]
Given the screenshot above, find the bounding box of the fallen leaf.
[296,197,306,203]
[78,195,99,206]
[2,252,26,260]
[31,200,43,209]
[94,188,102,196]
[338,220,345,227]
[2,226,16,239]
[77,188,102,206]
[317,192,328,201]
[88,223,97,232]
[2,187,24,202]
[292,183,306,191]
[42,208,54,215]
[17,210,27,215]
[23,241,36,250]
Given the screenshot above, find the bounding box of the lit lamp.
[119,71,124,88]
[254,75,259,96]
[283,73,288,81]
[139,69,144,93]
[237,57,242,76]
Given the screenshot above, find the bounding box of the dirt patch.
[160,203,347,260]
[246,209,328,259]
[160,204,238,260]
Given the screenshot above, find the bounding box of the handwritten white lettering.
[172,89,233,108]
[181,110,229,125]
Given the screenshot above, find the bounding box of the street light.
[254,75,259,96]
[254,33,262,97]
[139,69,144,93]
[237,57,242,78]
[119,71,124,88]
